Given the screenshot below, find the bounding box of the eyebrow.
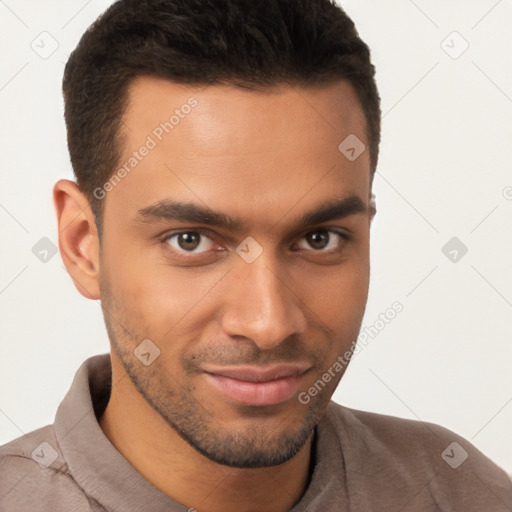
[135,194,367,232]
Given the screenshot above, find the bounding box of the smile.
[202,364,311,406]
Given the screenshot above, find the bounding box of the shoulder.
[326,401,469,452]
[325,401,511,475]
[323,401,512,509]
[0,426,97,511]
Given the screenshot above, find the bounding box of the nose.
[220,253,308,351]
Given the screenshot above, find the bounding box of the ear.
[369,191,377,224]
[53,179,100,300]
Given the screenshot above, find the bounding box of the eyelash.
[157,228,351,259]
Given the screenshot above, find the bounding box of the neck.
[99,359,314,512]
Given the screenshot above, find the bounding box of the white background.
[1,0,511,474]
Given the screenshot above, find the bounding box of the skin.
[54,76,375,512]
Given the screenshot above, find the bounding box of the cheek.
[298,259,369,324]
[103,251,223,344]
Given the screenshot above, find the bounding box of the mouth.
[201,364,312,407]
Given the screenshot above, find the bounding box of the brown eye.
[297,230,346,252]
[177,232,200,251]
[164,231,216,254]
[305,231,329,250]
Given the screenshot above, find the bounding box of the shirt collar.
[54,353,347,511]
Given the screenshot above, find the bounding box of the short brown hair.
[63,0,381,236]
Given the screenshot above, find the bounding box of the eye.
[296,230,348,252]
[159,228,350,259]
[162,230,217,254]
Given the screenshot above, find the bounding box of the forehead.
[123,76,368,154]
[104,76,370,232]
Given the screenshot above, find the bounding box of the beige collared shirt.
[1,353,511,511]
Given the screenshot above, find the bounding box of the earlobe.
[53,179,101,300]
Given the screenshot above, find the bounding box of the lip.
[202,364,311,406]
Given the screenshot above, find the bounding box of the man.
[1,0,511,510]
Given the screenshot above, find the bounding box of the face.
[98,76,373,468]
